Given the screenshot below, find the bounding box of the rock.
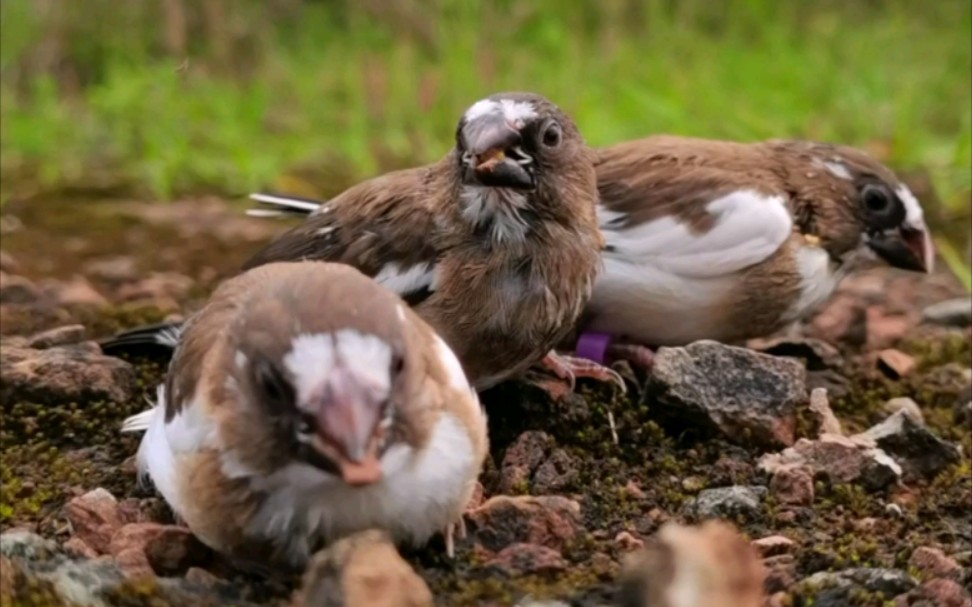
[108,523,210,576]
[0,530,58,561]
[0,250,20,273]
[62,538,98,559]
[751,535,795,558]
[867,308,913,350]
[498,431,578,494]
[298,529,433,607]
[908,579,972,607]
[464,482,485,512]
[909,546,962,580]
[854,410,960,480]
[64,488,124,554]
[468,495,583,552]
[42,276,109,308]
[0,272,43,304]
[614,531,645,552]
[617,521,764,607]
[923,298,972,327]
[808,388,843,436]
[685,486,766,521]
[185,566,222,588]
[26,324,87,349]
[800,568,917,601]
[884,397,925,425]
[648,341,807,449]
[762,554,797,594]
[747,336,844,370]
[484,543,568,575]
[759,434,901,491]
[117,272,194,308]
[878,349,917,379]
[956,401,972,427]
[809,296,867,346]
[806,369,852,400]
[0,342,136,406]
[85,256,138,284]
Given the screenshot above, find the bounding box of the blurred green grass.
[1,0,970,222]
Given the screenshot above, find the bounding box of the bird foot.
[606,343,655,371]
[541,351,627,393]
[443,517,466,558]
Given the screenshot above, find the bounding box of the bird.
[102,91,621,397]
[246,135,936,369]
[120,261,489,571]
[571,135,935,367]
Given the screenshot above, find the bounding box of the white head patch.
[895,185,926,230]
[283,330,393,410]
[463,98,537,127]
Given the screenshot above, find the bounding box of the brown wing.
[595,136,783,232]
[241,163,452,306]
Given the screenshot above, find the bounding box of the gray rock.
[923,297,972,327]
[0,342,136,407]
[883,397,924,425]
[648,341,807,449]
[0,530,59,561]
[759,435,901,491]
[855,410,961,480]
[685,485,766,521]
[800,568,917,604]
[26,324,87,349]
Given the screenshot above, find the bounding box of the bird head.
[453,92,597,241]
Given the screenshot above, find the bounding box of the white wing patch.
[602,189,793,278]
[373,262,437,297]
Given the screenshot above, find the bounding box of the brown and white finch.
[120,261,488,570]
[570,136,935,366]
[247,135,935,368]
[104,91,620,393]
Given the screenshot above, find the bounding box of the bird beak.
[868,225,935,274]
[459,115,535,190]
[310,372,386,487]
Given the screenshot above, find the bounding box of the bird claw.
[443,518,466,558]
[542,351,627,393]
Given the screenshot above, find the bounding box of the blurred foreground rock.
[296,530,432,607]
[617,521,764,607]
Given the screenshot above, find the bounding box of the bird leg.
[444,517,467,558]
[540,351,627,392]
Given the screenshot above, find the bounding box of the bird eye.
[541,121,562,148]
[391,354,404,375]
[254,359,294,408]
[862,184,891,214]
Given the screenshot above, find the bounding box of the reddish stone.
[909,546,962,580]
[769,465,814,506]
[468,495,583,552]
[484,543,568,575]
[63,488,123,554]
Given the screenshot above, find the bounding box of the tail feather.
[121,407,157,433]
[99,322,183,357]
[246,192,324,219]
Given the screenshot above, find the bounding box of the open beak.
[459,114,535,190]
[310,372,385,487]
[868,226,935,274]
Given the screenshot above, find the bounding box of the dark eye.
[862,184,891,214]
[860,183,904,230]
[391,354,404,375]
[541,121,562,148]
[254,359,294,409]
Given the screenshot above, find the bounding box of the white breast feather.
[241,411,479,565]
[783,245,844,323]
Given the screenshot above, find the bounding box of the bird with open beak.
[121,262,488,570]
[103,92,620,397]
[569,136,936,367]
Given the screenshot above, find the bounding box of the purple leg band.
[575,332,614,365]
